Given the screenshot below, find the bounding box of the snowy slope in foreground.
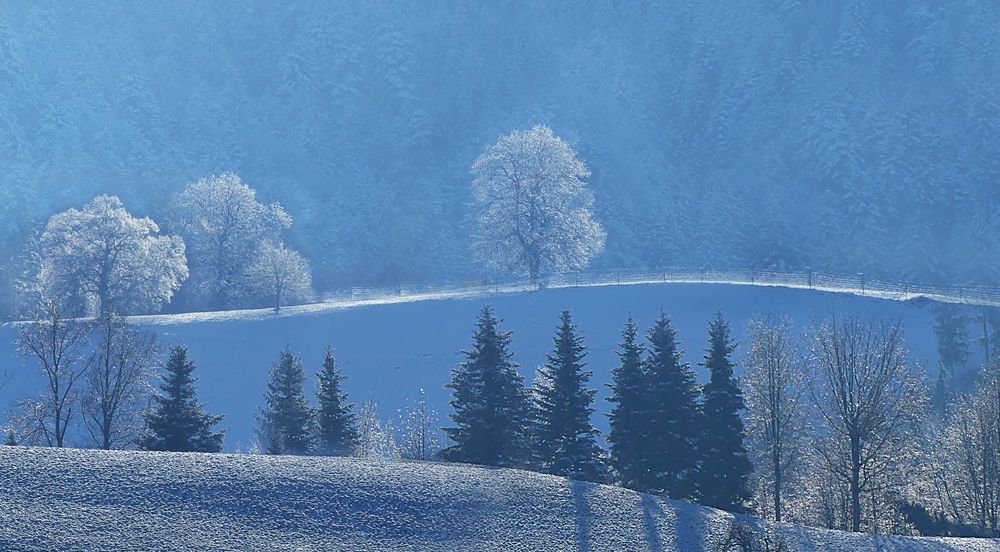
[0,447,996,552]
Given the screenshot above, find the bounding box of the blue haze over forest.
[1,1,998,314]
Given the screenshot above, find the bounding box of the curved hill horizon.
[0,282,958,451]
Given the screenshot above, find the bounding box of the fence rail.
[105,268,1000,325]
[319,268,1000,310]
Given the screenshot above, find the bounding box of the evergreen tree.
[933,304,970,410]
[644,312,701,498]
[315,347,358,455]
[442,305,530,467]
[696,313,752,513]
[258,345,315,455]
[607,316,648,490]
[140,346,224,453]
[531,310,605,482]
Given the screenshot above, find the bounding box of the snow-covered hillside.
[0,282,948,451]
[0,446,995,551]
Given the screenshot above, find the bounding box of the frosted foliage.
[34,195,188,315]
[471,125,605,282]
[247,241,312,310]
[170,173,292,308]
[354,401,398,461]
[743,316,805,523]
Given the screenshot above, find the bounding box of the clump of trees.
[169,173,311,310]
[19,173,313,318]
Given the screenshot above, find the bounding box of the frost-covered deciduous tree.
[744,315,806,523]
[395,388,441,461]
[470,125,605,283]
[247,241,312,311]
[170,173,292,309]
[15,300,92,447]
[355,400,398,461]
[82,316,157,449]
[32,195,187,316]
[809,317,925,532]
[938,362,1000,536]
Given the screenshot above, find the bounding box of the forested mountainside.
[2,1,998,312]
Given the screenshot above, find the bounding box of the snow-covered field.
[0,282,947,451]
[0,446,995,551]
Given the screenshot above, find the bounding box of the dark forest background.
[1,1,998,313]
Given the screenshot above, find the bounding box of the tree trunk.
[774,457,782,522]
[851,437,862,532]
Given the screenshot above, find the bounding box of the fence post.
[859,273,865,296]
[807,269,813,289]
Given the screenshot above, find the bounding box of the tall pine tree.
[141,346,224,452]
[607,316,648,490]
[442,306,530,467]
[531,310,605,482]
[645,312,701,498]
[258,345,315,455]
[696,313,752,512]
[316,347,358,455]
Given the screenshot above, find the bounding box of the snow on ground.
[0,446,996,551]
[0,282,948,451]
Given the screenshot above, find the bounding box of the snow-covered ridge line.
[118,269,996,326]
[1,446,995,551]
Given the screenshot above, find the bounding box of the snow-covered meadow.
[1,281,944,451]
[0,445,994,551]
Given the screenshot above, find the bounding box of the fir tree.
[933,304,970,411]
[644,312,701,498]
[531,310,605,482]
[607,316,648,490]
[140,346,224,453]
[696,313,752,512]
[258,345,315,455]
[315,347,358,455]
[442,305,530,467]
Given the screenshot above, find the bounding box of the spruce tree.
[696,313,752,512]
[442,305,530,467]
[141,346,224,452]
[531,310,605,482]
[316,347,358,455]
[607,316,648,490]
[644,312,701,498]
[259,345,315,455]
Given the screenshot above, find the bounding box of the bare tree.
[941,362,1000,535]
[247,241,312,312]
[354,400,397,461]
[15,300,92,447]
[808,316,925,532]
[395,388,442,461]
[744,315,805,523]
[82,315,157,449]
